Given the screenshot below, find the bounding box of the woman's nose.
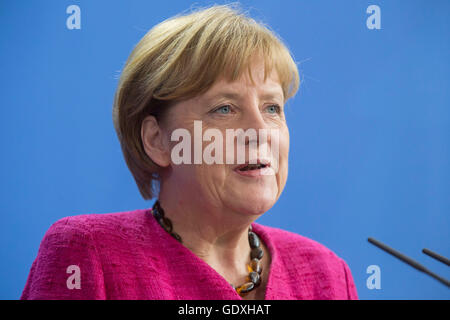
[244,105,267,129]
[240,104,273,146]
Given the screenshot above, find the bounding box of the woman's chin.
[229,190,278,216]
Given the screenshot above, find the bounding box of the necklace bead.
[248,271,261,286]
[237,282,255,294]
[250,246,264,260]
[248,231,260,248]
[250,258,262,274]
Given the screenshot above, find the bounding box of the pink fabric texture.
[21,208,358,300]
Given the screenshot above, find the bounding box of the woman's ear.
[141,115,171,167]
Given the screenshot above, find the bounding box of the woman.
[21,4,357,300]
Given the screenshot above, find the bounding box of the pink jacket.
[21,208,358,300]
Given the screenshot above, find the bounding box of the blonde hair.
[112,3,300,200]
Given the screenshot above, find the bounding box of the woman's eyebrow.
[260,91,284,102]
[204,91,241,102]
[205,90,284,102]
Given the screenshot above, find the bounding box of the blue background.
[1,0,449,299]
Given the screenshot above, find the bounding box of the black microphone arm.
[422,248,450,266]
[367,237,450,288]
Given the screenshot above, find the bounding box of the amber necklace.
[151,200,264,296]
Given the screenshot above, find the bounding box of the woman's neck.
[157,190,256,282]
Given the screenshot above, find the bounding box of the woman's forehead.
[202,70,284,103]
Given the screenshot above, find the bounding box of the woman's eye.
[214,105,232,114]
[265,104,281,114]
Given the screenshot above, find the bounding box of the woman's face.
[159,59,289,216]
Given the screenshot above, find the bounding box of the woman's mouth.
[234,161,275,177]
